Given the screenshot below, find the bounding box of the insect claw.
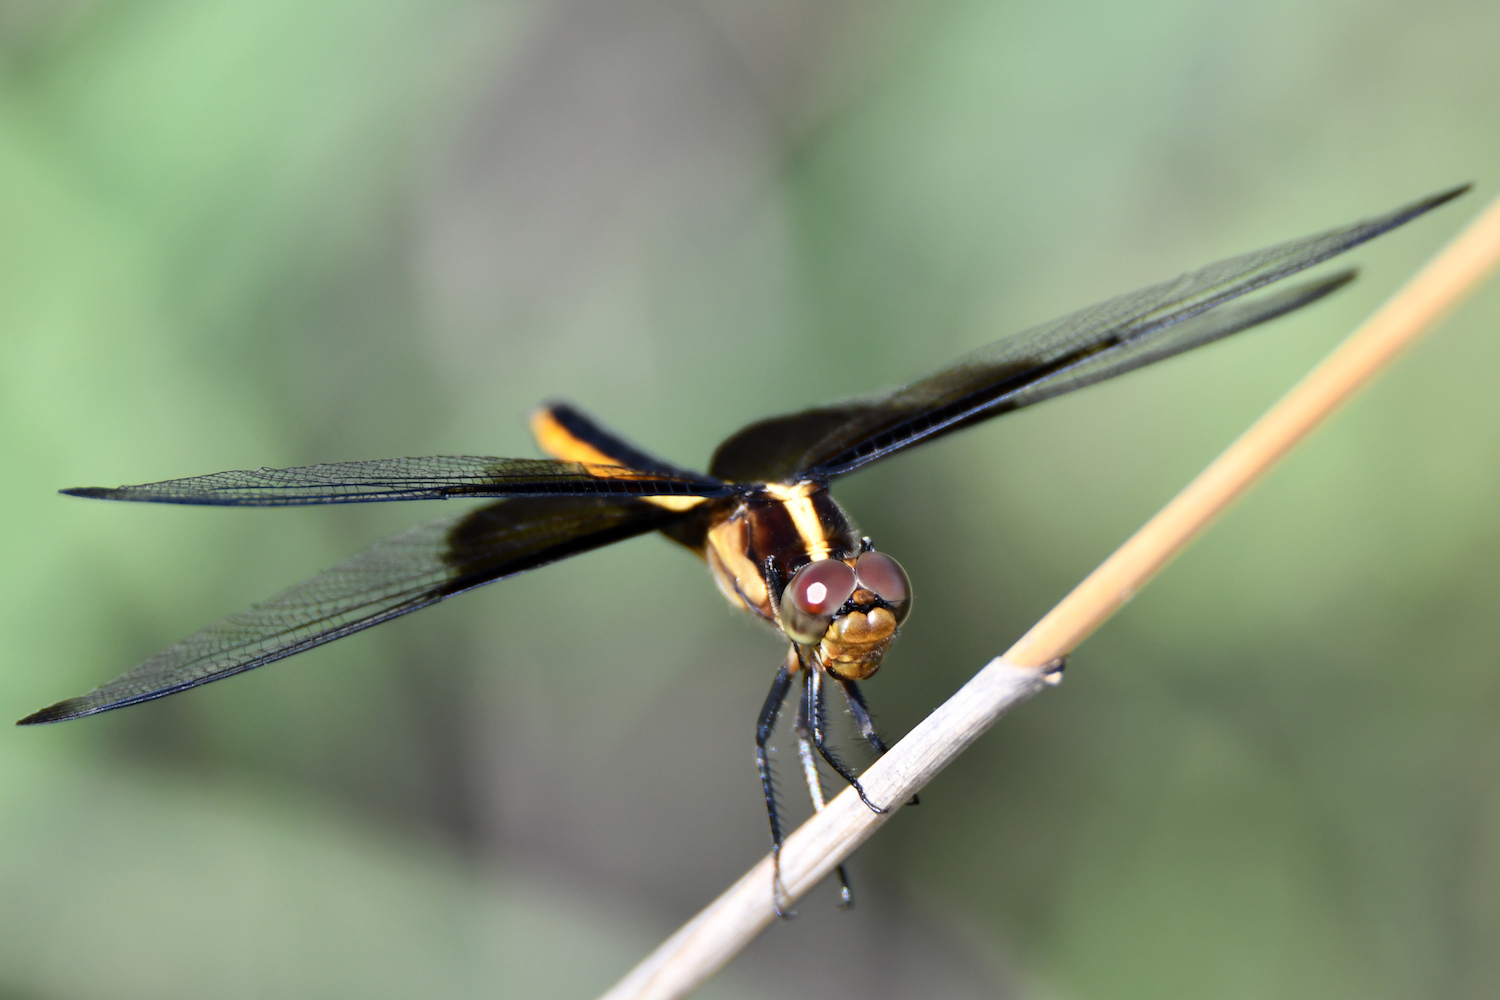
[850,780,887,814]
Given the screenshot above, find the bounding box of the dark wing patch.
[19,497,679,723]
[62,456,735,506]
[710,185,1467,482]
[708,405,869,485]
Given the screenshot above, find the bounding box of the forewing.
[19,496,679,723]
[956,270,1357,426]
[63,456,732,505]
[709,185,1467,482]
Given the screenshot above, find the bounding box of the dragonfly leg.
[839,677,918,807]
[756,647,797,918]
[793,670,854,908]
[807,667,887,815]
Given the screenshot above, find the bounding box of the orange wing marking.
[529,407,706,512]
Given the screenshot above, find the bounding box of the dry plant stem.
[599,192,1500,1000]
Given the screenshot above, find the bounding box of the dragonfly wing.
[959,269,1357,424]
[709,185,1467,482]
[62,456,733,506]
[19,496,682,723]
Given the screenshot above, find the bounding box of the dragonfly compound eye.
[854,551,912,625]
[780,559,857,644]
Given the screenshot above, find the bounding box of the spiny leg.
[793,670,854,908]
[838,677,891,754]
[756,647,797,918]
[839,677,919,807]
[807,667,887,815]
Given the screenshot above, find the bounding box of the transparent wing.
[709,185,1467,482]
[19,496,681,723]
[965,269,1357,420]
[62,456,733,506]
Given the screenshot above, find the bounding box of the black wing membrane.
[63,456,733,506]
[19,496,682,723]
[709,185,1468,483]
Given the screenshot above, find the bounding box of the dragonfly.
[21,185,1466,912]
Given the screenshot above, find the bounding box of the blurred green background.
[2,1,1498,997]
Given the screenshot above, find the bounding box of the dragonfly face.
[21,186,1469,913]
[794,550,913,682]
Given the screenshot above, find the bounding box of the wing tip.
[1315,266,1360,293]
[17,697,93,725]
[1429,181,1473,205]
[59,486,116,499]
[1399,183,1472,222]
[1352,184,1472,246]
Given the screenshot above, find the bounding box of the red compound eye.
[793,560,855,615]
[779,559,856,644]
[855,551,912,624]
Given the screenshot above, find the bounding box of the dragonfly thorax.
[703,482,859,622]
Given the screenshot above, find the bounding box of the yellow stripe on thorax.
[763,481,832,561]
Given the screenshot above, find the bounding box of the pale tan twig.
[600,191,1500,1000]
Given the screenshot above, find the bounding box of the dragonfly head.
[778,551,912,680]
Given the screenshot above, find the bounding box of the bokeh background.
[2,1,1498,997]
